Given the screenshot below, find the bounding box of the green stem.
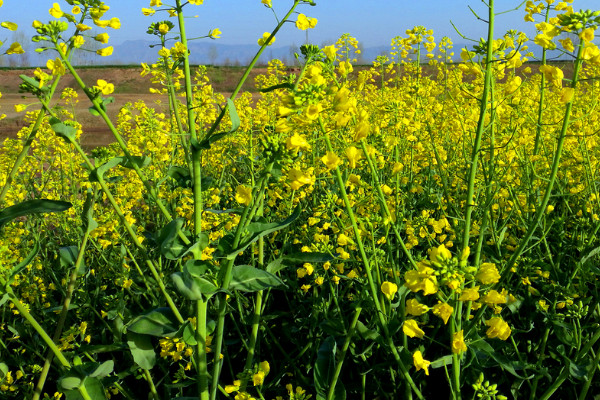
[32,191,95,400]
[196,298,209,400]
[320,121,423,399]
[326,307,362,400]
[501,40,585,278]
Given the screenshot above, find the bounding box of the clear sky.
[1,0,599,50]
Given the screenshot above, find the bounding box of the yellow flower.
[257,32,275,46]
[345,146,363,168]
[76,23,92,32]
[452,330,467,354]
[150,0,163,6]
[323,45,337,61]
[96,46,114,57]
[142,8,156,16]
[49,3,63,18]
[46,58,66,76]
[72,5,81,14]
[403,319,425,338]
[412,351,431,375]
[95,33,110,44]
[305,103,323,120]
[109,17,121,29]
[209,28,222,39]
[296,14,317,30]
[558,37,574,52]
[287,168,313,190]
[252,370,265,386]
[72,35,85,48]
[381,281,398,301]
[286,133,311,152]
[475,263,500,285]
[432,302,453,325]
[235,185,252,206]
[261,0,272,7]
[458,286,480,301]
[14,104,27,113]
[353,121,370,141]
[95,79,114,95]
[1,21,17,31]
[158,23,170,34]
[189,0,204,4]
[405,298,429,316]
[225,380,241,394]
[321,151,341,170]
[580,27,595,43]
[485,317,511,340]
[6,42,24,54]
[481,289,508,306]
[429,244,452,263]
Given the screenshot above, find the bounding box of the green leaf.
[7,241,40,285]
[81,189,98,234]
[569,358,592,380]
[266,252,335,274]
[259,82,295,93]
[223,206,301,259]
[89,156,151,182]
[314,336,346,400]
[182,322,198,346]
[59,246,86,275]
[229,265,286,292]
[227,98,240,133]
[126,308,180,337]
[127,332,156,370]
[89,360,114,379]
[172,260,219,299]
[283,252,335,264]
[172,272,218,300]
[355,320,380,341]
[193,99,241,150]
[430,355,453,369]
[49,117,78,142]
[157,218,189,260]
[0,199,72,229]
[64,377,106,400]
[60,375,83,391]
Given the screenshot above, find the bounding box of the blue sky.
[2,0,599,50]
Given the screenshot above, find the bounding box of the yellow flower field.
[1,0,600,399]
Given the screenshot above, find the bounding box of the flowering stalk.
[501,36,585,277]
[319,119,423,399]
[32,190,95,400]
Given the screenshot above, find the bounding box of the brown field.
[0,65,267,148]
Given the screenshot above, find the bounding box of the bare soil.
[0,66,268,148]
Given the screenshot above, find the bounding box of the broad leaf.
[314,336,346,400]
[7,242,40,285]
[157,218,189,260]
[89,156,151,182]
[126,308,180,337]
[0,199,72,229]
[224,206,301,259]
[127,332,156,370]
[49,117,78,142]
[229,265,285,292]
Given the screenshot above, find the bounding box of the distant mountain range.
[0,39,575,68]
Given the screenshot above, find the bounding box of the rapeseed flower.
[381,281,398,300]
[413,350,431,375]
[485,317,511,340]
[452,330,467,354]
[403,319,425,338]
